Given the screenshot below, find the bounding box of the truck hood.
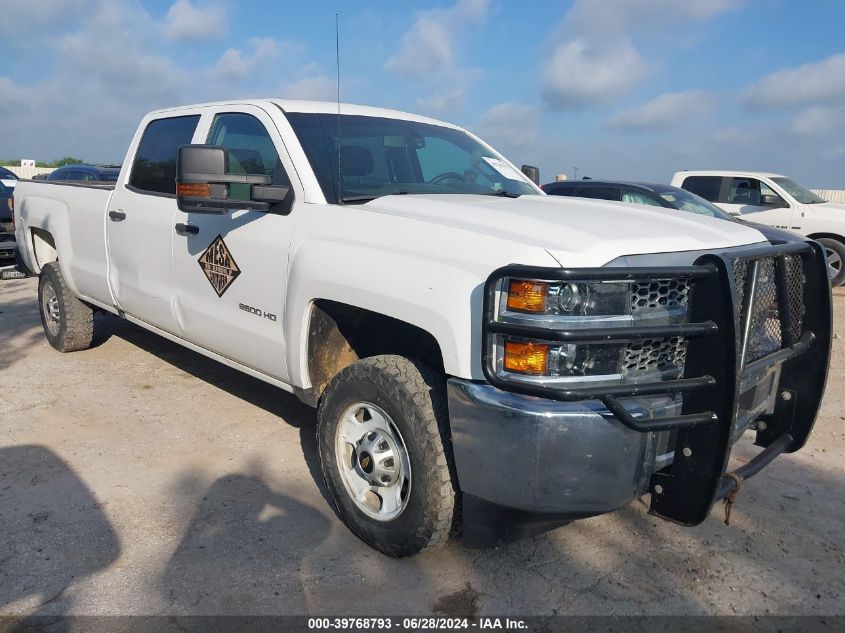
[808,201,845,216]
[360,194,767,266]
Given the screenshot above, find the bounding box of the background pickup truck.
[13,100,832,556]
[672,170,845,286]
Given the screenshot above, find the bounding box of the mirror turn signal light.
[503,341,549,375]
[507,280,548,313]
[176,183,211,197]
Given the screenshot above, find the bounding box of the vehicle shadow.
[0,278,45,371]
[161,465,332,615]
[0,445,120,628]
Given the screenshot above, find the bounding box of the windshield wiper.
[340,191,413,205]
[488,190,522,198]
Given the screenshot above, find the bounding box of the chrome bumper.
[447,378,678,515]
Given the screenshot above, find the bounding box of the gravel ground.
[1,276,843,617]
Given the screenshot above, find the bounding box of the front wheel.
[817,238,845,286]
[317,355,457,557]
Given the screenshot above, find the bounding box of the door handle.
[108,210,127,221]
[175,222,199,235]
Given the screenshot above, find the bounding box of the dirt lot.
[1,276,844,617]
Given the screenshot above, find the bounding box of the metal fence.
[2,165,56,179]
[813,190,845,204]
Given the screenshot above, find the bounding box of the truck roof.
[146,99,461,130]
[674,170,787,179]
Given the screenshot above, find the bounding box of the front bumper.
[448,379,674,515]
[449,240,831,541]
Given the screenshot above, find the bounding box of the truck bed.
[14,179,115,302]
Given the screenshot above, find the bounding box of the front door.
[720,177,794,229]
[171,106,301,381]
[107,113,202,332]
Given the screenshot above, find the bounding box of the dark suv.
[542,180,735,220]
[47,164,121,182]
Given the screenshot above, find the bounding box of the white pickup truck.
[12,100,831,556]
[671,170,845,286]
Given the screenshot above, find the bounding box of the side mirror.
[760,194,787,208]
[176,144,289,214]
[521,164,540,185]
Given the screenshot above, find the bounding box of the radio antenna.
[335,13,342,205]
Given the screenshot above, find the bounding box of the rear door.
[170,105,301,381]
[106,113,203,332]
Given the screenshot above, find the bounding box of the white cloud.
[0,0,94,36]
[385,0,489,79]
[789,106,845,137]
[161,0,227,40]
[608,90,716,131]
[285,75,338,101]
[212,38,297,81]
[472,102,540,149]
[743,53,845,110]
[542,0,742,109]
[543,38,650,109]
[416,87,467,115]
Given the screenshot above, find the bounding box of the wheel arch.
[296,299,446,406]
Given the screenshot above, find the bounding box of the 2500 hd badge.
[239,302,277,322]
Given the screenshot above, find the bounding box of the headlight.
[489,275,692,385]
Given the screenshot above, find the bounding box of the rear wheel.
[817,238,845,286]
[317,355,457,557]
[38,262,94,352]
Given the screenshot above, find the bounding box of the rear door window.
[574,187,622,201]
[621,190,663,206]
[681,176,723,202]
[129,115,201,195]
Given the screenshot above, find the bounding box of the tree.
[52,157,85,167]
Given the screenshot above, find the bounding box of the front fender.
[285,236,486,387]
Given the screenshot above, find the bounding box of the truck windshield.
[772,177,826,204]
[285,112,539,204]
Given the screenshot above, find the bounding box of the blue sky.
[2,0,845,187]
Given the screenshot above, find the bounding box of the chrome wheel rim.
[335,402,412,521]
[824,246,842,280]
[41,280,61,335]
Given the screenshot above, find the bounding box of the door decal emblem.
[198,235,241,297]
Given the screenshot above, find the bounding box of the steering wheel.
[429,171,465,185]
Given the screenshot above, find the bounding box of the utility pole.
[572,166,579,181]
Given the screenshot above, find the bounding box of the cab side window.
[727,178,762,206]
[207,112,293,212]
[681,176,722,202]
[129,115,201,196]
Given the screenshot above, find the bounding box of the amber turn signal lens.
[177,183,211,197]
[503,341,549,375]
[507,280,549,313]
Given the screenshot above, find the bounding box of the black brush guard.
[482,240,831,525]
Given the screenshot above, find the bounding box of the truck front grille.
[631,279,691,312]
[733,254,805,364]
[623,336,686,375]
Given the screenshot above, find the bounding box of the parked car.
[0,166,18,189]
[0,181,14,259]
[671,170,845,285]
[47,164,121,182]
[12,99,831,556]
[542,180,736,221]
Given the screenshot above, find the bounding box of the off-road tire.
[317,355,457,557]
[816,238,845,287]
[38,262,94,352]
